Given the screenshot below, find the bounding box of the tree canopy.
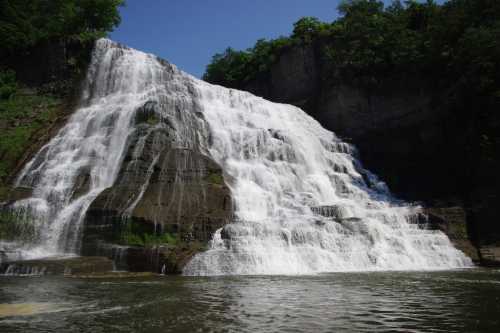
[203,0,500,97]
[0,0,124,55]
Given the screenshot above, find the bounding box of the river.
[1,269,499,332]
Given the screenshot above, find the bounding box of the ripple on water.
[0,271,499,332]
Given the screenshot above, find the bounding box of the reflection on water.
[1,269,499,332]
[0,303,69,318]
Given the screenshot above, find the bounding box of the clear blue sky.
[110,0,445,78]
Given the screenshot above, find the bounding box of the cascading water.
[1,39,472,274]
[5,40,166,259]
[182,82,473,275]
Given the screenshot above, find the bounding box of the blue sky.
[110,0,444,78]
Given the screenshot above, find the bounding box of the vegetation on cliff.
[0,0,124,58]
[204,0,500,98]
[118,220,180,248]
[0,0,125,196]
[0,84,62,196]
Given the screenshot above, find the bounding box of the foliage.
[121,231,179,247]
[203,48,250,88]
[0,0,124,56]
[203,0,500,97]
[0,70,17,99]
[203,37,293,87]
[119,220,180,248]
[291,17,329,43]
[0,91,61,188]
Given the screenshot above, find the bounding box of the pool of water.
[1,269,499,332]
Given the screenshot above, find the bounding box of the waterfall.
[182,81,473,275]
[8,40,166,258]
[3,39,472,274]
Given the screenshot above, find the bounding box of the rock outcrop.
[422,207,479,262]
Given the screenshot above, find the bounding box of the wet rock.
[268,129,286,142]
[0,256,114,276]
[82,105,233,273]
[478,247,500,267]
[422,207,479,262]
[135,101,160,125]
[311,205,352,220]
[339,217,363,223]
[71,166,91,200]
[0,251,6,264]
[68,271,156,279]
[118,242,207,274]
[2,187,33,203]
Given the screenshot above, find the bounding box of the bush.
[0,70,17,99]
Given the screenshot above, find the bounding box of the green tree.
[203,48,250,87]
[292,17,326,43]
[0,0,124,56]
[203,0,500,98]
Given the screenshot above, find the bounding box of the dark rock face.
[238,44,500,262]
[269,45,320,108]
[1,39,94,94]
[82,101,232,273]
[422,207,479,262]
[479,247,500,267]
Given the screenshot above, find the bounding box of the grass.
[0,91,62,188]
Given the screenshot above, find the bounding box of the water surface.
[1,269,499,332]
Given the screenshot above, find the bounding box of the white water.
[7,40,165,258]
[3,39,472,274]
[182,81,473,275]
